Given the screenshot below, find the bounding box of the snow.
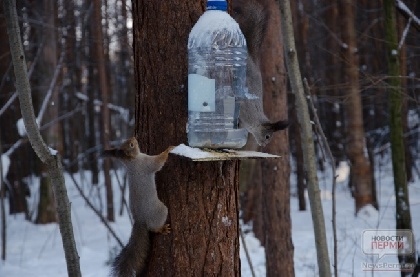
[1,154,10,178]
[188,10,246,49]
[0,153,419,276]
[336,161,350,183]
[16,118,27,137]
[170,144,215,159]
[48,147,58,156]
[16,118,40,137]
[170,144,279,161]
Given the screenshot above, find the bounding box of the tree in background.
[259,0,294,275]
[339,0,376,212]
[35,0,62,224]
[93,0,114,222]
[383,0,415,271]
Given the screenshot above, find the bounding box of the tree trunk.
[88,6,99,185]
[239,146,264,244]
[339,0,376,212]
[0,130,6,260]
[397,11,413,183]
[324,0,344,162]
[132,1,240,276]
[383,0,415,271]
[93,0,114,222]
[292,96,306,211]
[62,0,82,173]
[36,0,60,224]
[277,0,331,276]
[259,0,294,276]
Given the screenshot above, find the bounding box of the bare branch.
[398,17,412,49]
[0,40,44,118]
[396,0,420,31]
[67,172,124,248]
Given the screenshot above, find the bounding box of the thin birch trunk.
[277,0,331,276]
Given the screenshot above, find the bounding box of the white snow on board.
[170,144,280,161]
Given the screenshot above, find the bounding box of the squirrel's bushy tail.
[112,222,149,277]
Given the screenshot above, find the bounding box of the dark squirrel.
[233,0,289,146]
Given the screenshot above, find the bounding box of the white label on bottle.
[188,74,215,112]
[223,97,235,118]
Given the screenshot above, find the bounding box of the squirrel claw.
[154,224,171,235]
[161,224,171,235]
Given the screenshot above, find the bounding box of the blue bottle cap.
[206,0,228,11]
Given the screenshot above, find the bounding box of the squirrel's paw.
[166,146,176,152]
[153,224,171,235]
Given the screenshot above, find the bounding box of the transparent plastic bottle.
[187,0,248,149]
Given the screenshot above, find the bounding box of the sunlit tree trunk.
[339,0,376,212]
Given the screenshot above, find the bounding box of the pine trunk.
[36,0,60,224]
[339,0,376,212]
[132,1,240,276]
[93,0,114,222]
[260,0,294,276]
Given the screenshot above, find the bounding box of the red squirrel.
[103,137,173,276]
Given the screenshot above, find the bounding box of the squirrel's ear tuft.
[262,120,289,132]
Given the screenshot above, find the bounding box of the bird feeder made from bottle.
[187,0,249,149]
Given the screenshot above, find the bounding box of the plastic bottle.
[187,0,248,149]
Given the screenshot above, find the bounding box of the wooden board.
[170,144,280,161]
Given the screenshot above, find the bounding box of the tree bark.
[397,11,413,183]
[0,129,6,260]
[383,0,415,271]
[259,0,294,276]
[339,0,377,212]
[3,0,81,275]
[36,0,60,224]
[132,1,240,276]
[87,4,99,185]
[93,0,114,221]
[277,0,331,276]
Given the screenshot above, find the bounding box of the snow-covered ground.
[0,153,419,276]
